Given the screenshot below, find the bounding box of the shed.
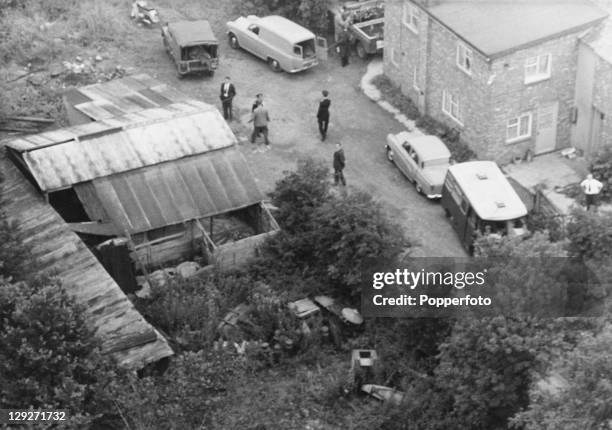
[0,153,173,369]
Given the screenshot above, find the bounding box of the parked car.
[161,20,219,77]
[385,133,451,199]
[226,15,325,73]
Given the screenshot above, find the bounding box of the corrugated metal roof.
[427,0,608,57]
[78,148,264,234]
[6,108,236,192]
[0,154,173,369]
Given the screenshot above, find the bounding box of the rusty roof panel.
[84,148,264,234]
[7,109,236,192]
[0,155,173,369]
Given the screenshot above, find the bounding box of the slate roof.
[425,0,608,57]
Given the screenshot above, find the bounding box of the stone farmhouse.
[383,0,611,162]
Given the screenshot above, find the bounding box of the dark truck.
[330,0,385,59]
[162,20,219,77]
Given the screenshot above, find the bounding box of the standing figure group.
[217,80,346,185]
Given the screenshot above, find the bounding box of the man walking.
[333,142,346,186]
[580,173,603,210]
[251,101,271,150]
[219,76,236,121]
[317,90,331,141]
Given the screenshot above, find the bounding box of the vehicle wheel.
[415,183,423,194]
[229,33,239,49]
[268,58,282,72]
[444,208,451,218]
[386,148,394,162]
[356,42,368,60]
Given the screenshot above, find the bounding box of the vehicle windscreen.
[296,39,316,58]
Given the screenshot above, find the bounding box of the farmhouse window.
[456,43,473,75]
[506,113,532,142]
[403,4,419,33]
[524,54,552,84]
[442,90,462,125]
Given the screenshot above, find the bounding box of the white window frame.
[442,90,462,125]
[413,66,420,91]
[390,48,400,67]
[524,54,552,84]
[456,43,473,75]
[506,113,532,143]
[402,3,419,34]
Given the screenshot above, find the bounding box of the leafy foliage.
[262,159,409,298]
[566,207,612,260]
[113,350,246,430]
[371,74,421,120]
[513,326,612,430]
[0,279,118,428]
[590,145,612,203]
[234,0,331,34]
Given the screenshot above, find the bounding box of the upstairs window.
[456,43,473,75]
[506,113,532,143]
[402,4,420,33]
[524,54,552,84]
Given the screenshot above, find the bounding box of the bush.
[371,74,421,120]
[0,279,119,427]
[262,160,409,298]
[526,211,566,242]
[371,75,477,162]
[233,0,331,34]
[566,207,612,260]
[589,145,612,203]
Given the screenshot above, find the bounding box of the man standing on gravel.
[250,101,271,150]
[219,76,236,121]
[317,90,331,141]
[333,142,346,186]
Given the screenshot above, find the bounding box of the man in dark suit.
[220,76,236,120]
[317,90,331,141]
[333,142,346,186]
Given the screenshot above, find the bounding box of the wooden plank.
[68,222,118,236]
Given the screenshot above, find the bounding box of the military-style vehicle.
[161,20,219,77]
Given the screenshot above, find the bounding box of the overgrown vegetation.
[589,144,612,203]
[233,0,331,34]
[371,74,477,162]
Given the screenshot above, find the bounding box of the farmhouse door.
[535,102,559,154]
[588,107,604,154]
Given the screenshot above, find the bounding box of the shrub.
[233,0,331,34]
[371,74,421,120]
[0,279,119,427]
[589,145,612,203]
[566,206,612,260]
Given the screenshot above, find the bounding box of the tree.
[513,326,612,430]
[234,0,331,34]
[0,279,119,428]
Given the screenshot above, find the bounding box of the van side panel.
[441,173,470,251]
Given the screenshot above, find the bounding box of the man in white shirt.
[580,173,603,211]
